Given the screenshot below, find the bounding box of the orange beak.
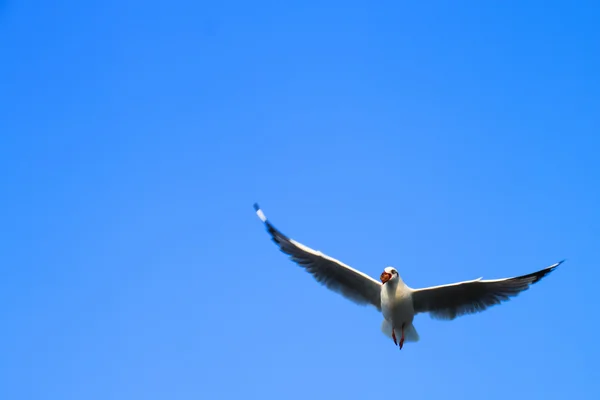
[380,272,392,284]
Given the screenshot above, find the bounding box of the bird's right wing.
[254,204,382,310]
[411,261,562,320]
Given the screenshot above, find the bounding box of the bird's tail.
[380,320,420,342]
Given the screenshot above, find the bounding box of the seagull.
[254,204,563,350]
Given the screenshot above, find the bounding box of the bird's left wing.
[254,204,382,310]
[411,261,562,320]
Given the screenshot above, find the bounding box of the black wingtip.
[527,260,564,285]
[254,203,268,223]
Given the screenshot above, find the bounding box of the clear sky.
[1,1,599,399]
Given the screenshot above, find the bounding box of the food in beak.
[380,272,392,284]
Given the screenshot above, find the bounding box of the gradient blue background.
[1,1,599,399]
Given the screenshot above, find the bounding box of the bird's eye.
[392,270,397,274]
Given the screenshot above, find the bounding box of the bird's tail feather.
[380,320,420,342]
[403,323,420,342]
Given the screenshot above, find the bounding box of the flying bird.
[254,203,562,350]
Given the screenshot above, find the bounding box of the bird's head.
[380,266,400,285]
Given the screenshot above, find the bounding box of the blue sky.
[1,1,599,399]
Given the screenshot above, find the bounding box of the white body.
[381,279,413,323]
[380,275,420,342]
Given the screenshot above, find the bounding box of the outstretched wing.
[254,204,382,310]
[411,261,562,320]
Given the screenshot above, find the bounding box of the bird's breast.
[381,284,414,324]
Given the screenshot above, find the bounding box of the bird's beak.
[380,272,392,284]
